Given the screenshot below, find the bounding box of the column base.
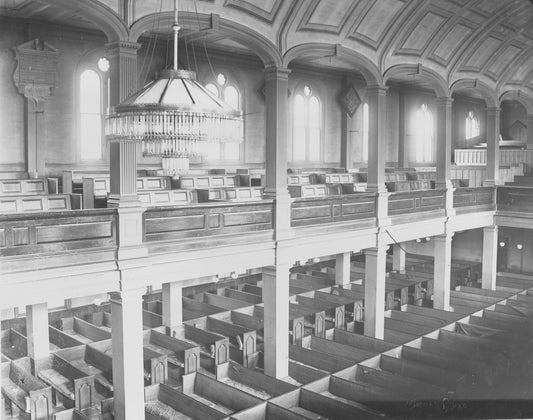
[107,193,142,208]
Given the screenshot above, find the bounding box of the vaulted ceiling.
[2,0,533,100]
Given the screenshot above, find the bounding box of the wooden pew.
[1,357,53,419]
[55,345,113,395]
[384,317,435,337]
[329,328,396,353]
[288,344,354,373]
[287,361,328,386]
[183,297,223,321]
[182,371,264,415]
[58,317,111,344]
[313,290,358,327]
[305,335,374,363]
[269,388,383,420]
[330,287,364,322]
[0,193,81,213]
[176,324,230,372]
[1,328,27,360]
[295,294,345,329]
[216,361,297,399]
[224,288,262,305]
[250,305,307,345]
[38,353,98,410]
[144,383,227,420]
[230,401,313,420]
[389,309,448,329]
[404,304,463,323]
[197,316,259,368]
[202,292,249,311]
[241,283,262,297]
[144,328,200,377]
[48,326,86,351]
[0,178,55,196]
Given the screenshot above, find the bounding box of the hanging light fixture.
[105,0,242,162]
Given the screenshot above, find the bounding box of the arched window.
[293,85,321,162]
[362,102,369,162]
[80,69,103,160]
[205,73,242,161]
[465,110,480,140]
[414,103,434,163]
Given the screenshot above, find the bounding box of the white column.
[162,282,182,336]
[335,252,351,285]
[392,244,406,273]
[264,67,293,239]
[26,302,49,373]
[364,247,386,339]
[262,264,290,378]
[433,234,452,311]
[110,289,145,420]
[436,97,456,216]
[484,107,500,186]
[366,85,388,193]
[482,226,498,290]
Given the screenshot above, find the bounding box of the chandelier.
[105,0,242,159]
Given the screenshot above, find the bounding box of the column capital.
[485,106,501,116]
[436,96,454,107]
[109,288,144,304]
[105,40,141,57]
[366,84,388,97]
[434,233,454,242]
[483,225,498,234]
[263,66,291,81]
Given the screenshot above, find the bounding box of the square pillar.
[162,281,183,336]
[433,234,453,311]
[366,85,388,193]
[484,107,500,186]
[435,97,456,216]
[26,302,49,374]
[110,289,145,420]
[262,264,290,378]
[264,67,293,239]
[364,247,387,339]
[392,244,406,273]
[482,226,498,290]
[527,114,533,151]
[335,252,351,285]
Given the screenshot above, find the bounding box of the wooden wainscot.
[37,353,98,411]
[1,357,53,420]
[144,383,227,420]
[182,371,263,416]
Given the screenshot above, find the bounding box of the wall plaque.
[13,39,61,102]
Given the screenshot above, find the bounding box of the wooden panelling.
[497,186,533,212]
[453,187,495,209]
[0,209,117,256]
[388,190,445,216]
[291,194,375,227]
[143,202,273,242]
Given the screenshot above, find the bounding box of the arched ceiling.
[2,0,533,97]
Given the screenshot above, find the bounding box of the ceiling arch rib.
[46,0,129,42]
[450,79,499,108]
[383,64,449,98]
[283,43,382,86]
[129,11,282,68]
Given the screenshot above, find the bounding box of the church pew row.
[182,371,264,416]
[268,388,385,420]
[144,383,228,420]
[37,352,102,412]
[184,316,259,369]
[1,357,54,420]
[0,193,82,213]
[1,328,27,361]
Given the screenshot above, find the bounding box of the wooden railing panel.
[453,187,495,210]
[388,190,445,216]
[0,209,117,257]
[143,201,273,242]
[291,193,375,227]
[497,186,533,212]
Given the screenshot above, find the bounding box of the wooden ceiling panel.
[486,45,523,80]
[430,23,473,65]
[398,11,448,54]
[298,0,358,34]
[224,0,283,23]
[461,36,502,71]
[349,0,406,49]
[474,0,508,17]
[507,55,533,85]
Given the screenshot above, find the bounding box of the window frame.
[414,103,434,164]
[291,83,323,163]
[465,110,480,140]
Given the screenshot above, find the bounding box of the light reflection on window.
[415,103,434,163]
[465,110,480,140]
[80,69,102,160]
[293,85,321,162]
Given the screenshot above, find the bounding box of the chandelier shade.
[105,69,242,159]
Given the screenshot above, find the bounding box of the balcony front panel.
[454,187,496,213]
[497,186,533,213]
[143,201,274,242]
[388,190,446,216]
[0,209,117,257]
[291,193,376,227]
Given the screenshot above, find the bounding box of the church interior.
[2,0,533,419]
